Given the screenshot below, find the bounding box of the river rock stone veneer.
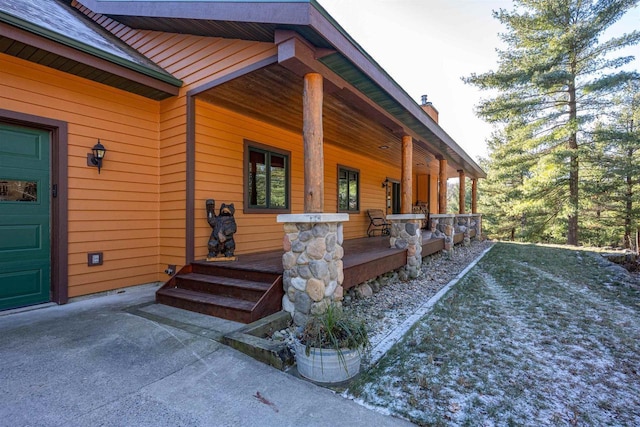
[457,214,472,246]
[277,214,348,326]
[387,214,424,280]
[430,214,455,256]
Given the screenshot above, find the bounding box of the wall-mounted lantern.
[87,140,107,174]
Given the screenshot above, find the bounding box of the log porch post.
[437,155,447,214]
[458,169,466,214]
[401,135,412,214]
[472,178,478,214]
[303,73,324,213]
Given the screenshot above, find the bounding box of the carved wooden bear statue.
[206,199,237,258]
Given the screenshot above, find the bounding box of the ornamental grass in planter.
[295,304,369,384]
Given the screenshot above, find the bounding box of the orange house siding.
[74,3,278,268]
[122,29,276,270]
[193,102,402,258]
[0,53,161,297]
[194,101,304,257]
[323,143,398,238]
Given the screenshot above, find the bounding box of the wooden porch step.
[176,273,271,302]
[156,262,284,324]
[191,260,281,282]
[156,287,255,323]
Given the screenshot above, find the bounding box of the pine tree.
[478,133,526,241]
[465,0,640,245]
[584,80,640,247]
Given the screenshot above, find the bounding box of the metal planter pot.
[294,340,361,383]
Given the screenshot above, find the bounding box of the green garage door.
[0,124,50,311]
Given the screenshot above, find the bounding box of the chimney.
[420,94,439,123]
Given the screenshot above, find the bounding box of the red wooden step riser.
[174,277,266,302]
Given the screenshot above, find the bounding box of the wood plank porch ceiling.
[198,64,455,177]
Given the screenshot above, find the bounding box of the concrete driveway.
[0,284,411,427]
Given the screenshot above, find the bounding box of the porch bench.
[367,209,390,237]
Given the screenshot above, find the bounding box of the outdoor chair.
[367,209,390,237]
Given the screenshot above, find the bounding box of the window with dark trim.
[338,165,359,212]
[244,141,290,212]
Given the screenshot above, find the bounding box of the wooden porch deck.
[157,234,450,322]
[208,234,446,289]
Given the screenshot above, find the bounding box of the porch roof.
[73,0,486,179]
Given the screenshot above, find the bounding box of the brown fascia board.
[0,22,180,97]
[77,0,312,25]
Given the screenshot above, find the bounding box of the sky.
[317,0,640,163]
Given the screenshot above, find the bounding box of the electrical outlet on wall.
[87,252,103,266]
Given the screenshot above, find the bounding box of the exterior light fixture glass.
[88,140,107,174]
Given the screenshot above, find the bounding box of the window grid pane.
[338,176,348,211]
[270,154,286,209]
[338,167,358,212]
[249,150,267,208]
[247,146,289,210]
[349,174,358,210]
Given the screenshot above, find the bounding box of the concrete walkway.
[0,285,411,427]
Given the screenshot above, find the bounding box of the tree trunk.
[401,135,412,214]
[303,73,324,213]
[567,80,579,246]
[438,157,447,214]
[624,148,634,249]
[458,170,466,214]
[471,178,478,214]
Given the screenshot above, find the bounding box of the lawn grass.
[348,242,640,426]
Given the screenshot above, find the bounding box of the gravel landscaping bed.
[275,239,493,362]
[343,239,494,352]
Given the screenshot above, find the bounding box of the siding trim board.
[0,108,69,305]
